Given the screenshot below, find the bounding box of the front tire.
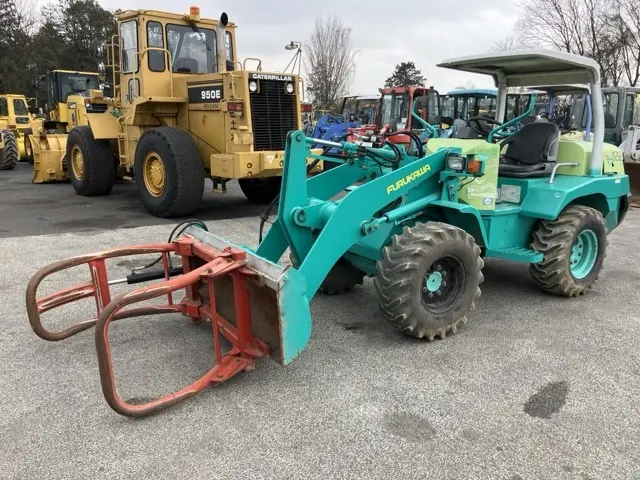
[23,131,34,164]
[529,205,607,297]
[0,130,19,170]
[134,127,205,218]
[239,177,281,204]
[67,126,115,196]
[374,222,484,340]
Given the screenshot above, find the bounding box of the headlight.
[286,82,294,94]
[447,155,464,171]
[249,81,258,92]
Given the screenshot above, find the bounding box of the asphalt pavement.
[0,162,265,238]
[0,161,639,479]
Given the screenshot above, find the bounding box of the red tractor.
[344,86,442,152]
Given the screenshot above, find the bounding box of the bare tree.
[605,0,640,86]
[491,34,539,52]
[304,15,356,110]
[453,80,478,90]
[515,0,621,85]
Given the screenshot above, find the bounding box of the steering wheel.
[467,115,503,140]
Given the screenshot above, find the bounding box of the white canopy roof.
[436,50,601,88]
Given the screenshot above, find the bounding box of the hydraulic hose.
[391,130,424,158]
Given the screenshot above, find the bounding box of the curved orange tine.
[26,244,176,341]
[95,256,247,417]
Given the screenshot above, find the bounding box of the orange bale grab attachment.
[25,236,273,417]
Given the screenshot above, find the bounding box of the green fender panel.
[519,175,630,221]
[429,200,489,247]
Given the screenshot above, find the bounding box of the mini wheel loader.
[26,50,631,418]
[0,94,32,169]
[45,7,318,218]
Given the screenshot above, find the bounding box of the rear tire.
[374,222,483,340]
[239,177,281,204]
[67,126,115,196]
[0,130,18,170]
[134,127,205,218]
[529,205,607,297]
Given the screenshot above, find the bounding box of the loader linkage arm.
[25,236,270,417]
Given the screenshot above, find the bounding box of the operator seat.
[174,58,199,73]
[498,120,560,178]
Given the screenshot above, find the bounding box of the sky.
[96,0,520,94]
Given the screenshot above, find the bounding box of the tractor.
[0,94,33,168]
[25,50,631,418]
[54,7,317,218]
[318,86,443,169]
[570,87,640,204]
[308,94,380,151]
[28,69,109,182]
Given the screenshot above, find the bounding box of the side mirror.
[97,62,106,74]
[96,44,105,57]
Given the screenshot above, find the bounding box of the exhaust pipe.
[216,12,228,73]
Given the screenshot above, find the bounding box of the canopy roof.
[437,50,601,88]
[528,84,591,95]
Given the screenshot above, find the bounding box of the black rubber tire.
[134,127,205,218]
[239,177,282,204]
[529,205,607,297]
[289,252,366,295]
[374,222,484,340]
[0,130,18,170]
[22,130,34,164]
[67,126,115,196]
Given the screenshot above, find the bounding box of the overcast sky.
[96,0,519,94]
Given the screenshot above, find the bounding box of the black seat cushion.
[499,122,559,178]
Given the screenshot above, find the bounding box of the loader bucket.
[186,226,313,366]
[25,225,311,417]
[30,133,68,183]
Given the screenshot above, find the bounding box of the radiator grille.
[249,80,297,151]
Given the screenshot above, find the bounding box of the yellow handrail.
[132,47,175,99]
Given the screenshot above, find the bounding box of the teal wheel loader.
[25,50,631,417]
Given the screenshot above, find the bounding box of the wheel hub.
[569,229,598,279]
[143,152,166,197]
[71,146,84,180]
[422,258,462,313]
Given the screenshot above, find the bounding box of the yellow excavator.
[29,69,109,183]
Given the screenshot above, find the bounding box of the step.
[485,246,543,263]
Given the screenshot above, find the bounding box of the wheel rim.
[142,152,166,197]
[421,256,465,313]
[70,145,84,180]
[570,229,598,279]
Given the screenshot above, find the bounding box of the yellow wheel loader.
[0,94,33,166]
[58,7,320,218]
[28,70,109,183]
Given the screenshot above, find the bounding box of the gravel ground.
[1,203,639,479]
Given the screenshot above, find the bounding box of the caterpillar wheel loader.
[0,94,33,169]
[58,7,319,218]
[26,50,631,418]
[28,70,110,182]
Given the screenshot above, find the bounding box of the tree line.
[494,0,640,87]
[0,0,116,102]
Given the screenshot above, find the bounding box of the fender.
[428,199,489,247]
